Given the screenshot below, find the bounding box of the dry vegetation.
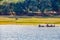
[0,17,60,25]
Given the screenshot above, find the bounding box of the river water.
[0,25,60,40]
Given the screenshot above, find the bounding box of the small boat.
[38,24,55,27]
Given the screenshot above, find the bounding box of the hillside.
[0,0,60,16]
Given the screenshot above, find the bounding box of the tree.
[0,0,3,5]
[0,0,2,1]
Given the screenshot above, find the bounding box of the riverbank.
[0,17,60,25]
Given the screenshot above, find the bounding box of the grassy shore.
[0,17,60,25]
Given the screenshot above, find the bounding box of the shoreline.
[0,17,60,25]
